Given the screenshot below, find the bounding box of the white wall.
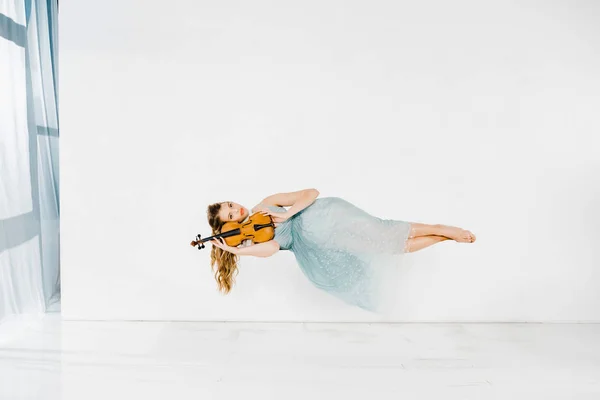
[59,0,600,322]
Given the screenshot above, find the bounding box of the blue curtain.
[0,0,59,323]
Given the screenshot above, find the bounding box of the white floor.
[1,314,599,400]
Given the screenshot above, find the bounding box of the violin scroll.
[190,234,206,250]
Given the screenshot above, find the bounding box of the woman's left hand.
[255,207,291,224]
[210,237,238,254]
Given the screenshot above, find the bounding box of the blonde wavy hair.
[200,201,239,294]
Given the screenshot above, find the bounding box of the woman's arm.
[235,240,280,258]
[252,188,319,218]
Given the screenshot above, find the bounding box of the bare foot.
[438,225,476,243]
[456,229,476,243]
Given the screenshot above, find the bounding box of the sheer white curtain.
[0,0,59,323]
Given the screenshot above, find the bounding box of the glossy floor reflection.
[1,314,599,399]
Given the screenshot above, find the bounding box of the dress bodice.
[267,205,294,250]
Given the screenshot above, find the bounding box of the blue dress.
[266,197,412,313]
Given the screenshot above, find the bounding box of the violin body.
[191,212,275,250]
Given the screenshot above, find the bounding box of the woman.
[200,188,476,313]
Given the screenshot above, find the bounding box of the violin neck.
[205,229,240,242]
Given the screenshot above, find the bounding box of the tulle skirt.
[278,197,412,314]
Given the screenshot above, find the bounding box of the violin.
[191,211,275,250]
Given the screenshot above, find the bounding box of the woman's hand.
[210,237,238,254]
[254,207,291,224]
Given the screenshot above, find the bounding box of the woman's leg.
[404,235,449,253]
[408,223,476,243]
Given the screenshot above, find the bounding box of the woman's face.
[219,201,247,223]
